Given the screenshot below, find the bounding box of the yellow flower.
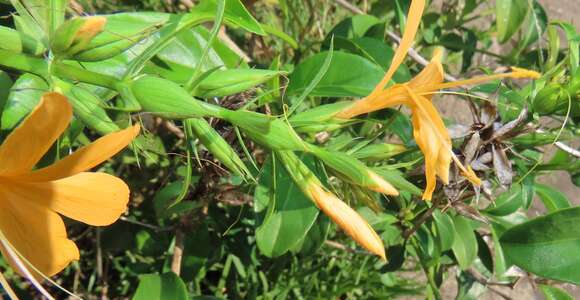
[306,182,386,260]
[0,92,140,277]
[335,0,539,200]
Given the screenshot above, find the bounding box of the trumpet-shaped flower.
[334,0,539,200]
[0,92,139,277]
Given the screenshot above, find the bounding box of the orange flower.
[0,92,139,277]
[335,0,539,200]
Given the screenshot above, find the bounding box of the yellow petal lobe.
[0,191,79,277]
[20,125,140,182]
[4,172,129,226]
[0,93,72,175]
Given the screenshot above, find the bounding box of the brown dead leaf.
[492,144,513,186]
[453,201,489,224]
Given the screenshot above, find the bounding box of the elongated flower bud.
[353,143,407,161]
[309,146,399,196]
[55,79,121,135]
[276,150,386,260]
[186,118,252,180]
[194,69,285,97]
[51,17,106,55]
[290,102,354,132]
[306,182,386,260]
[367,170,399,195]
[221,109,308,151]
[130,76,226,119]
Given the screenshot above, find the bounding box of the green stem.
[411,238,442,300]
[473,48,507,60]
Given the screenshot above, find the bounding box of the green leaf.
[451,215,478,270]
[325,15,382,41]
[489,222,509,281]
[288,41,333,116]
[500,207,580,284]
[133,273,188,300]
[196,0,265,35]
[535,183,571,212]
[146,26,247,82]
[539,285,575,300]
[0,25,44,55]
[456,271,486,300]
[483,185,523,216]
[261,24,298,48]
[517,1,548,50]
[334,37,411,82]
[9,0,47,43]
[254,154,322,257]
[153,181,184,219]
[551,21,579,73]
[0,70,12,128]
[432,210,455,252]
[288,51,384,97]
[93,12,169,47]
[290,213,331,256]
[394,0,410,33]
[1,73,47,131]
[496,0,529,43]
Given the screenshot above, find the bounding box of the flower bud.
[194,69,285,97]
[54,79,121,135]
[290,102,353,132]
[186,118,252,180]
[130,76,226,119]
[51,17,106,55]
[306,183,386,260]
[221,110,308,151]
[276,150,386,260]
[353,143,407,161]
[309,146,399,196]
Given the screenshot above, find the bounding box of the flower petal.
[436,146,452,185]
[0,93,72,176]
[411,111,440,200]
[19,125,140,182]
[0,188,79,277]
[369,0,425,98]
[409,49,445,97]
[4,172,129,226]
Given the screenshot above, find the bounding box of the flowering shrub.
[0,0,577,298]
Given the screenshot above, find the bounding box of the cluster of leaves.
[0,0,578,299]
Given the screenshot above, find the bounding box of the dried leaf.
[453,202,489,224]
[477,152,493,164]
[480,102,498,128]
[471,160,490,171]
[490,106,528,142]
[504,265,528,277]
[492,144,513,186]
[463,132,480,164]
[471,151,491,171]
[448,124,473,139]
[482,180,493,199]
